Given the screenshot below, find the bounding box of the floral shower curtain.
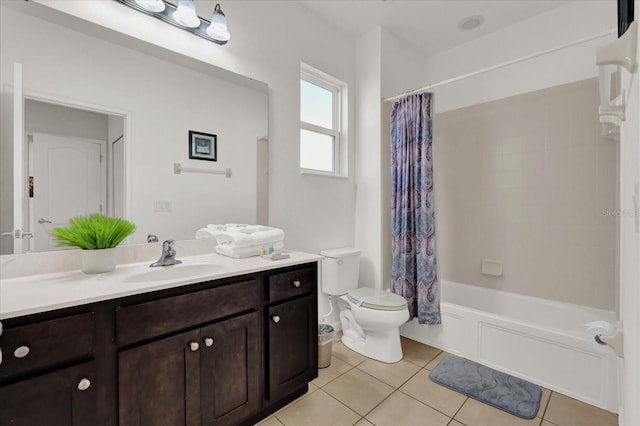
[390,92,440,325]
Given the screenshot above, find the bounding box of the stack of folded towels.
[195,224,285,258]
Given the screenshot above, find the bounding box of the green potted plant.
[53,214,136,274]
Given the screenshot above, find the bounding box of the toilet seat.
[347,288,408,311]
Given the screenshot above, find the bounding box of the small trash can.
[318,324,335,369]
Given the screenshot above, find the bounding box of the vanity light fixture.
[115,0,231,45]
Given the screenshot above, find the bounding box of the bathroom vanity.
[0,252,319,426]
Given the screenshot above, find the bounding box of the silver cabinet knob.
[189,341,199,352]
[78,378,91,391]
[272,315,281,324]
[14,346,30,359]
[292,280,301,288]
[204,337,214,347]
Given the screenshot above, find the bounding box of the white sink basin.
[124,263,222,283]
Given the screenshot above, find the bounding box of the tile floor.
[257,337,618,426]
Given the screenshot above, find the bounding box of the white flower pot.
[80,248,116,274]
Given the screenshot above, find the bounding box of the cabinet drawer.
[0,312,95,382]
[116,279,259,347]
[268,266,315,303]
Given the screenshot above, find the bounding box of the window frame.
[299,64,346,177]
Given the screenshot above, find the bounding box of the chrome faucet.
[147,234,159,243]
[150,240,182,267]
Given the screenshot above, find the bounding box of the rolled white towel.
[240,225,273,234]
[215,241,284,258]
[252,228,285,246]
[195,228,219,239]
[215,228,285,249]
[214,231,254,248]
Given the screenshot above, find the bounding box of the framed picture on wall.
[189,130,217,161]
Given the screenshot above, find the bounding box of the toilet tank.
[320,247,361,296]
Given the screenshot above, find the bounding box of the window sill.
[300,169,349,179]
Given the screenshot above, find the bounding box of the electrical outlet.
[154,201,172,212]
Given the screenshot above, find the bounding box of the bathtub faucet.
[150,240,182,267]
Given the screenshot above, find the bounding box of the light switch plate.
[154,201,172,212]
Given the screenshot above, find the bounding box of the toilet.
[321,247,410,363]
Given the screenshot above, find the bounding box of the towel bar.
[174,162,231,178]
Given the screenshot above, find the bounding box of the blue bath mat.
[429,355,541,419]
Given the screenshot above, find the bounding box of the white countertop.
[0,251,322,320]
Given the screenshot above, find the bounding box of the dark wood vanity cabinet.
[0,311,98,426]
[265,258,318,402]
[0,261,318,426]
[0,361,98,426]
[118,311,261,426]
[267,295,317,401]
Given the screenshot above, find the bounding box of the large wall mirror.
[0,1,269,255]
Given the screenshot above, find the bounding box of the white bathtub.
[401,280,619,412]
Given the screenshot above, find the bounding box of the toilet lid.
[347,288,408,311]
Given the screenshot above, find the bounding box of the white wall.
[423,1,616,113]
[25,100,108,141]
[45,0,357,255]
[354,27,383,289]
[618,3,639,424]
[381,28,426,100]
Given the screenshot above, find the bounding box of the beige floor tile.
[448,421,465,426]
[255,416,284,426]
[400,336,442,367]
[357,358,421,388]
[541,421,556,426]
[354,420,374,426]
[544,393,617,426]
[399,368,466,417]
[425,351,450,371]
[307,382,319,394]
[324,368,395,416]
[365,391,450,426]
[275,389,360,426]
[537,388,551,418]
[312,356,353,387]
[454,398,541,426]
[332,341,368,366]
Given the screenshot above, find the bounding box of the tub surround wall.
[435,78,617,311]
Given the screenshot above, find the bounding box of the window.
[300,64,346,176]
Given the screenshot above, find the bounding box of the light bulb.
[173,0,200,28]
[134,0,165,13]
[206,4,231,42]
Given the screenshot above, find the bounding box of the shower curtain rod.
[383,28,617,103]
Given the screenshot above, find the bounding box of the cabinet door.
[268,295,318,401]
[0,361,97,426]
[200,312,261,426]
[118,330,201,426]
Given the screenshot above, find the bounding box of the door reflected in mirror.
[25,99,125,252]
